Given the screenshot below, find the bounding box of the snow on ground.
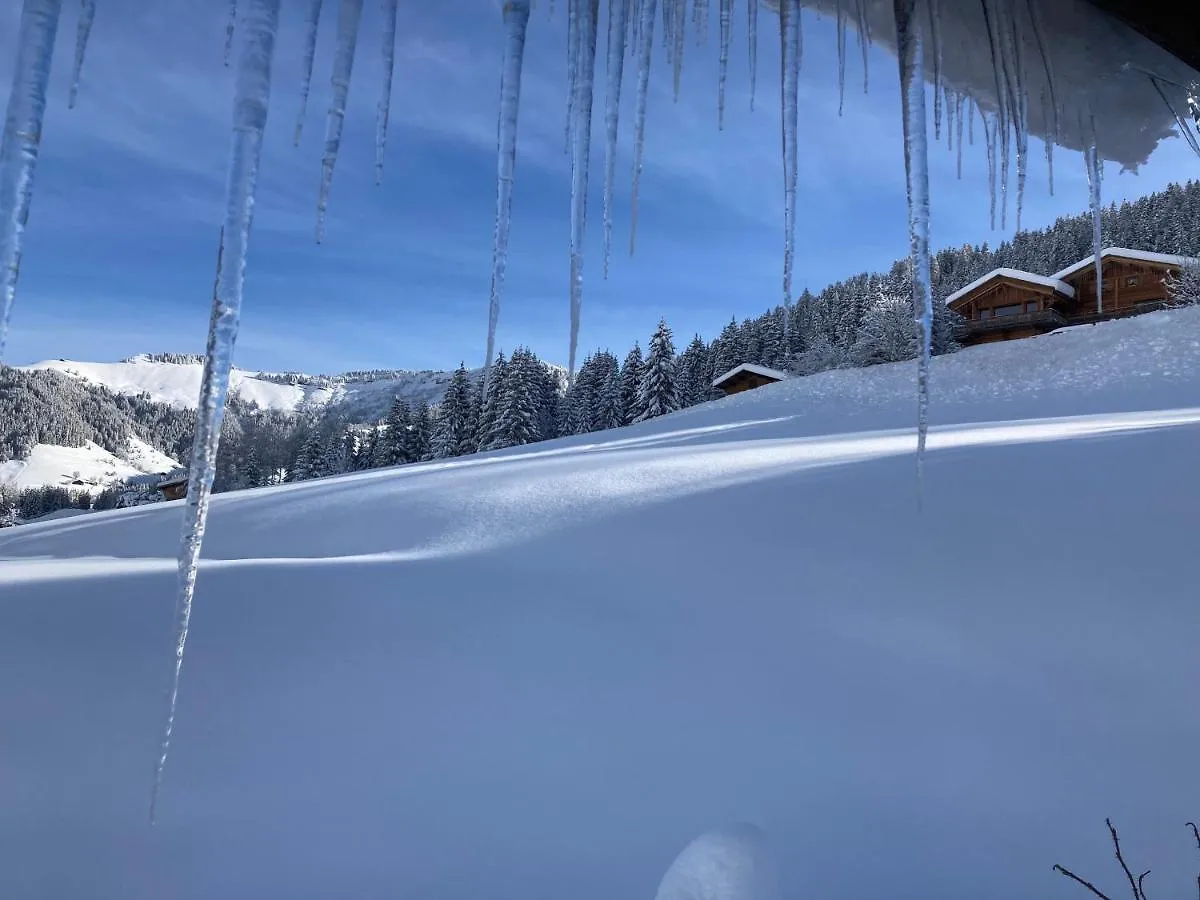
[0,439,176,493]
[2,308,1200,900]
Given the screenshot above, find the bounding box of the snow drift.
[1,307,1199,899]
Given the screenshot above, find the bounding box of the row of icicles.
[4,0,1200,823]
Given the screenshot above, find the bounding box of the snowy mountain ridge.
[21,355,478,420]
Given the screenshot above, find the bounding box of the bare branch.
[1107,818,1142,900]
[1136,870,1150,900]
[1054,863,1117,900]
[1187,822,1200,850]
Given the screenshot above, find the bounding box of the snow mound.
[2,308,1200,899]
[655,826,780,900]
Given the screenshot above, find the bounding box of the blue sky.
[2,0,1198,374]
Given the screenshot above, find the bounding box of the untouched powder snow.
[2,307,1200,899]
[0,439,177,493]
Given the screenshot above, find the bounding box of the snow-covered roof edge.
[1051,248,1200,282]
[712,363,789,388]
[944,267,1075,307]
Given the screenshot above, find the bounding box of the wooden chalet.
[157,471,189,502]
[947,249,1196,347]
[945,268,1076,346]
[712,363,788,396]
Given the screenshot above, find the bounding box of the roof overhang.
[944,268,1076,308]
[1084,0,1200,75]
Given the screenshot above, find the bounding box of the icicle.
[747,0,758,111]
[717,0,732,128]
[566,0,580,152]
[314,0,364,243]
[692,0,708,45]
[955,91,964,178]
[670,0,686,100]
[484,0,532,385]
[67,0,95,109]
[1024,0,1058,194]
[293,0,323,146]
[979,0,1010,231]
[779,0,800,314]
[968,96,975,144]
[835,0,846,115]
[946,89,954,152]
[568,0,600,380]
[1189,85,1200,132]
[0,0,63,363]
[928,0,941,139]
[1083,123,1104,315]
[1003,4,1028,232]
[602,0,630,276]
[223,0,238,66]
[1150,76,1200,159]
[854,0,870,93]
[375,0,398,185]
[628,0,658,255]
[984,112,997,229]
[892,0,933,500]
[152,0,282,825]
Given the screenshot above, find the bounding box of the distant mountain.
[22,354,467,423]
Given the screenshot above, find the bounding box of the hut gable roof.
[944,267,1075,307]
[711,363,789,389]
[1051,248,1199,282]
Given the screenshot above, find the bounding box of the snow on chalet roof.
[943,268,1075,307]
[1051,248,1199,282]
[711,363,789,388]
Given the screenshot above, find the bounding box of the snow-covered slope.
[0,438,178,493]
[2,308,1200,900]
[20,355,467,418]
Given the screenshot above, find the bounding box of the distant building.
[157,470,189,502]
[948,248,1196,347]
[712,363,788,396]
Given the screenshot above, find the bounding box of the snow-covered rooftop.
[944,268,1075,307]
[711,363,790,388]
[1051,248,1200,282]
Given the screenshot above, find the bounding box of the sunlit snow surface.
[2,308,1200,899]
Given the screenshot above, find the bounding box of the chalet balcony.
[959,309,1068,338]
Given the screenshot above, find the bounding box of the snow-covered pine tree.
[708,317,742,380]
[635,319,681,422]
[596,366,624,430]
[494,347,542,448]
[618,343,645,425]
[382,397,413,465]
[1166,261,1200,306]
[677,334,713,407]
[476,352,507,451]
[849,294,920,367]
[403,401,432,462]
[290,429,324,481]
[433,363,476,458]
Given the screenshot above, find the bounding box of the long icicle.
[855,0,870,93]
[484,0,532,387]
[315,0,365,243]
[1083,116,1104,316]
[602,0,630,277]
[893,0,933,503]
[568,0,600,381]
[1025,0,1058,194]
[1003,0,1028,232]
[979,0,1010,230]
[984,111,997,229]
[629,0,658,255]
[1150,76,1200,159]
[566,0,580,152]
[152,0,282,825]
[375,0,399,185]
[928,0,941,138]
[223,0,238,66]
[670,0,686,100]
[747,0,757,110]
[717,0,732,128]
[0,0,64,363]
[67,0,96,109]
[779,0,800,349]
[835,0,846,115]
[293,0,323,146]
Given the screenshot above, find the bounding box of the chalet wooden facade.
[712,363,788,396]
[947,249,1195,347]
[158,472,189,501]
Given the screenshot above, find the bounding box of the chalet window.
[994,303,1023,317]
[1025,300,1039,312]
[978,308,992,319]
[1126,276,1139,287]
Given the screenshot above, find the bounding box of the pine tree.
[850,295,919,367]
[596,366,624,430]
[382,397,413,465]
[476,352,507,451]
[410,401,433,461]
[433,363,477,458]
[618,343,645,426]
[635,319,681,422]
[494,348,541,448]
[291,429,324,481]
[677,334,713,407]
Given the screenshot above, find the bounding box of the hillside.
[1,306,1198,900]
[22,354,474,421]
[0,437,178,494]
